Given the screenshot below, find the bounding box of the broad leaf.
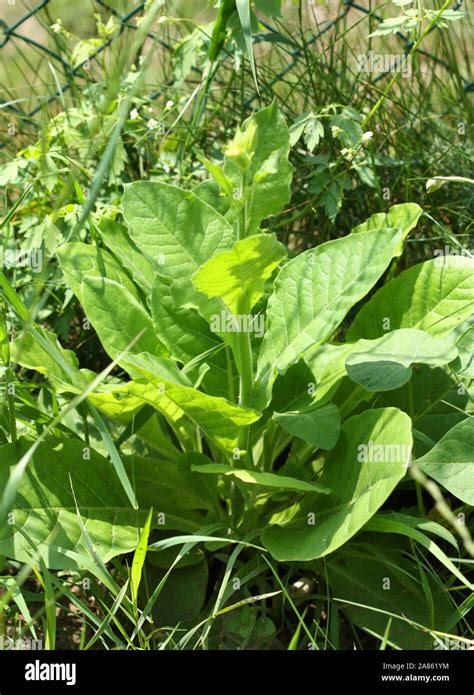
[415,419,474,504]
[254,228,403,408]
[81,276,165,360]
[273,403,340,450]
[452,325,474,378]
[352,202,422,251]
[347,258,474,341]
[261,408,412,561]
[99,218,155,297]
[10,327,82,391]
[0,438,206,570]
[193,234,286,315]
[122,353,261,452]
[122,181,234,276]
[327,537,455,649]
[345,329,458,392]
[57,242,139,300]
[152,273,232,398]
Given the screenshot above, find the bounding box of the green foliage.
[0,0,472,648]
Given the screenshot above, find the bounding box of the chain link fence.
[0,0,471,131]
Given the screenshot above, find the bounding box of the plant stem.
[362,0,451,127]
[6,368,17,446]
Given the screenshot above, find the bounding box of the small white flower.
[147,118,159,130]
[361,130,374,145]
[130,108,140,120]
[51,22,62,34]
[165,100,174,110]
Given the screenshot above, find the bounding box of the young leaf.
[223,102,292,234]
[193,234,286,315]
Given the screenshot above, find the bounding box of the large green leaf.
[273,403,340,450]
[144,559,209,627]
[152,273,232,398]
[10,327,82,391]
[305,343,355,404]
[0,438,206,570]
[261,408,412,561]
[352,202,423,251]
[223,102,292,234]
[122,353,261,452]
[122,181,234,276]
[57,242,164,360]
[193,234,286,315]
[99,218,155,297]
[57,242,139,301]
[345,329,458,392]
[89,381,194,452]
[81,276,165,360]
[347,258,474,341]
[415,419,474,504]
[254,228,403,408]
[452,325,474,378]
